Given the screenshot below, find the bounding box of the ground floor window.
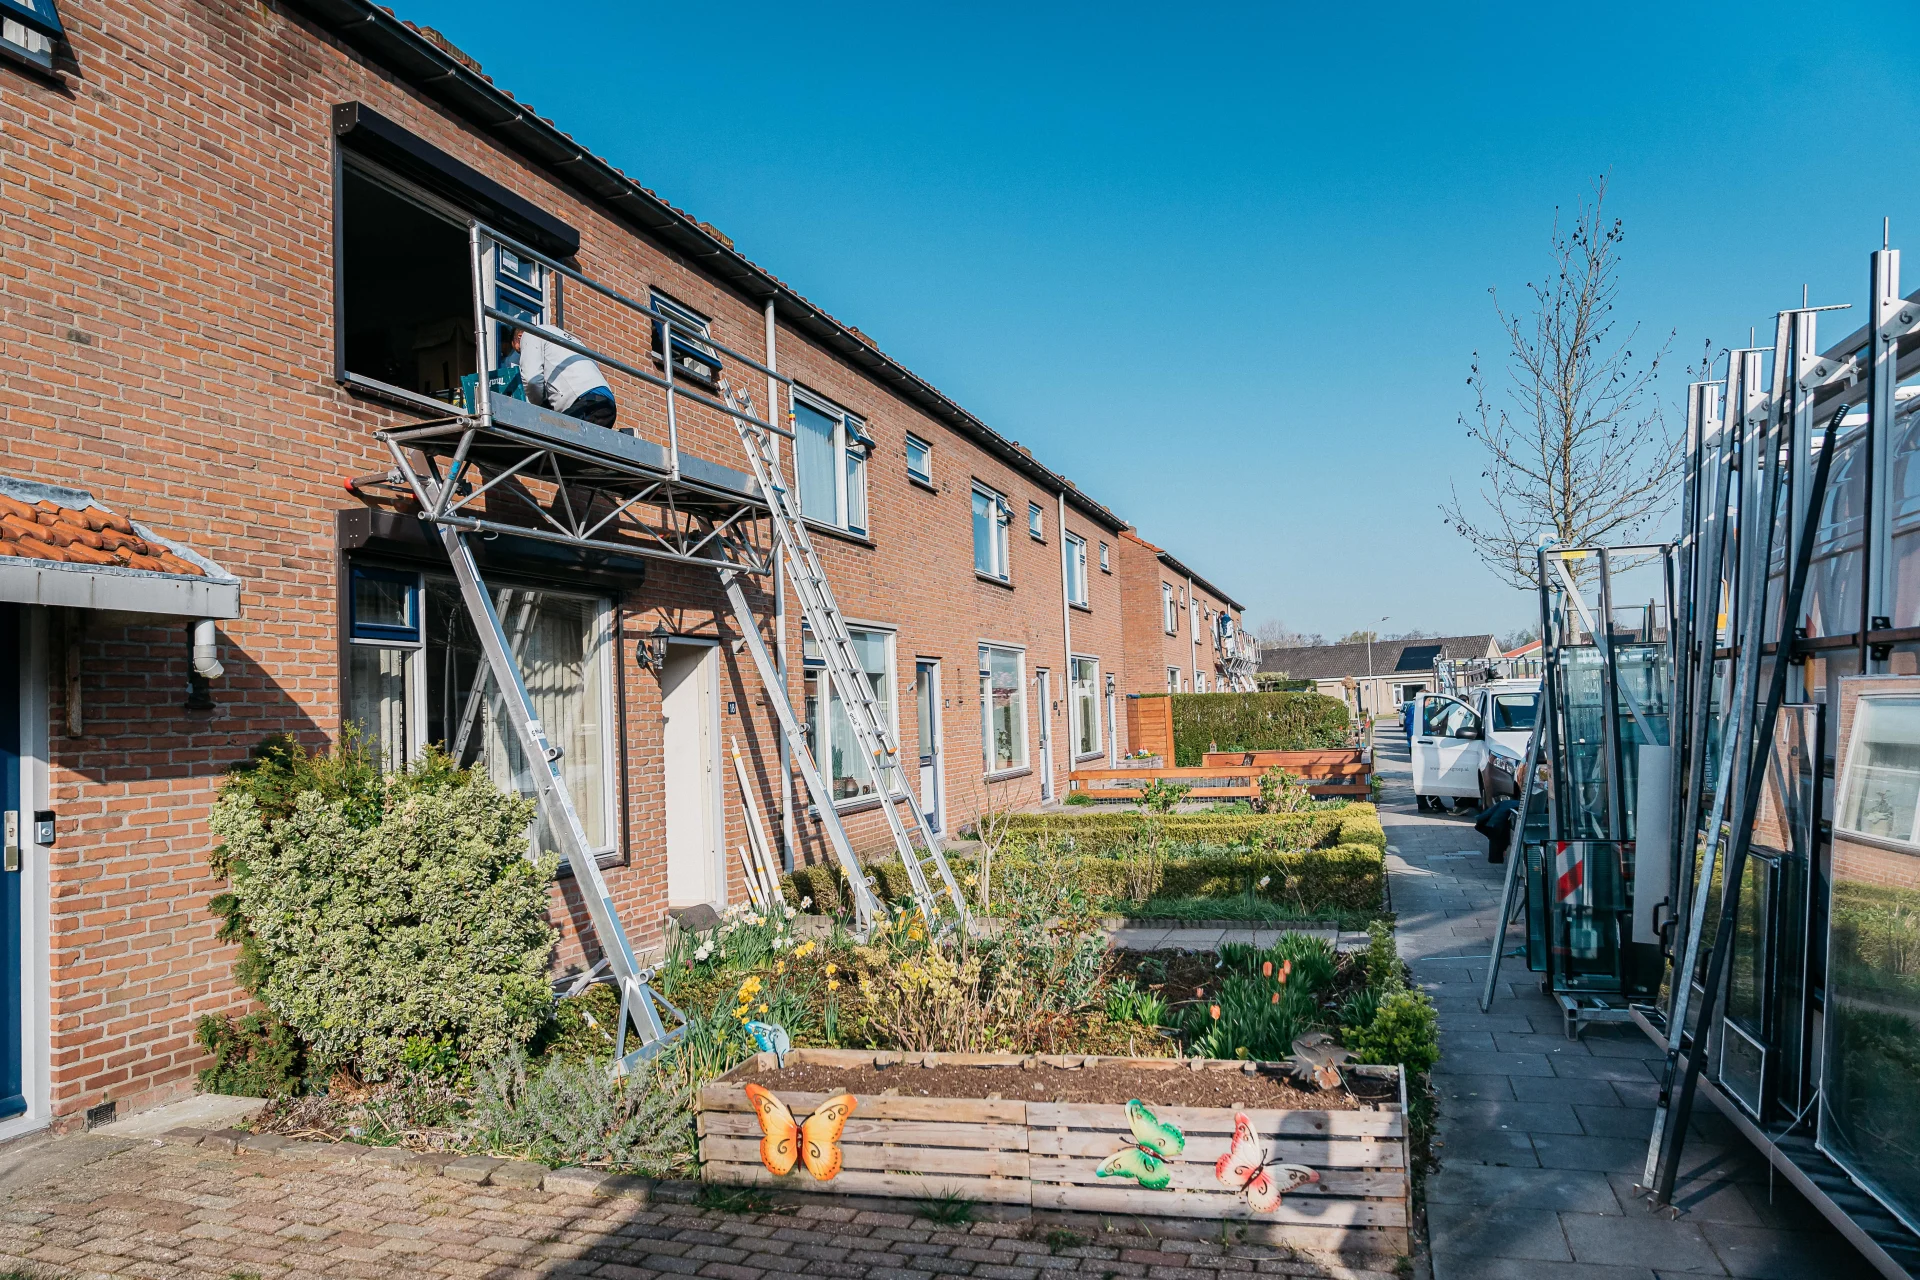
[1166,666,1181,693]
[804,625,896,802]
[1070,656,1101,757]
[343,564,615,856]
[980,643,1027,772]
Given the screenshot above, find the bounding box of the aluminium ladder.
[719,384,970,934]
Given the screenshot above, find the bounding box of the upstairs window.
[1162,583,1178,634]
[1064,533,1089,606]
[973,485,1011,579]
[793,389,870,535]
[650,290,721,389]
[0,0,59,71]
[1099,541,1111,573]
[906,435,933,486]
[1028,503,1045,541]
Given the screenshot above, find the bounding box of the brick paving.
[0,1131,1402,1280]
[1373,731,1854,1279]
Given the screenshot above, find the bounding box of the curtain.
[794,399,839,524]
[487,590,609,853]
[347,646,409,771]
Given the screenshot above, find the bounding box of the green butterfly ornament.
[1095,1100,1187,1191]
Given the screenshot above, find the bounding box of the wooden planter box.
[696,1049,1410,1257]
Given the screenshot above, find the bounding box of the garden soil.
[753,1059,1393,1110]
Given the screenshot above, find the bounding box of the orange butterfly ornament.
[742,1083,857,1181]
[1214,1112,1319,1213]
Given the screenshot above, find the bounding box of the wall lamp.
[640,621,673,673]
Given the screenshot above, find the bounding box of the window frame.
[334,153,556,416]
[1167,666,1181,693]
[905,434,934,487]
[340,560,620,861]
[649,289,721,389]
[1098,541,1111,573]
[972,483,1012,580]
[1064,532,1089,607]
[979,642,1030,775]
[791,385,872,536]
[1028,502,1045,542]
[0,0,59,71]
[1162,583,1178,634]
[1070,655,1102,759]
[802,621,901,807]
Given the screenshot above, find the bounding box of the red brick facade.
[0,0,1245,1132]
[1116,530,1247,697]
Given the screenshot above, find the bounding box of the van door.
[1413,693,1485,801]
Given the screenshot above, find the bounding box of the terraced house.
[0,1,1250,1135]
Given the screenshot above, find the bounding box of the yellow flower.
[824,962,838,976]
[963,874,978,888]
[828,979,841,991]
[775,960,787,975]
[757,1002,769,1013]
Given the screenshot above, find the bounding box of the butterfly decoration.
[1214,1112,1319,1212]
[744,1020,791,1067]
[742,1083,856,1182]
[1094,1099,1186,1191]
[1287,1031,1354,1091]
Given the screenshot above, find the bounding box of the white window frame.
[344,566,619,860]
[1167,666,1181,693]
[649,289,721,387]
[979,642,1029,774]
[1070,655,1102,759]
[803,622,900,806]
[1028,502,1045,541]
[905,433,933,486]
[1163,583,1178,634]
[973,483,1011,580]
[1195,669,1207,693]
[1064,532,1089,606]
[792,385,870,536]
[1098,541,1111,573]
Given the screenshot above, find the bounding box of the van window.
[1490,693,1538,732]
[1422,698,1477,738]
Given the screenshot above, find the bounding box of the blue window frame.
[349,565,421,643]
[0,0,59,71]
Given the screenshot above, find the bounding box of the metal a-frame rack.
[1478,542,1676,1040]
[1619,255,1920,1277]
[376,221,968,1071]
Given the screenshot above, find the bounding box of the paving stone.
[1427,1165,1623,1215]
[1529,1134,1652,1174]
[444,1156,503,1185]
[1426,1202,1572,1261]
[236,1133,292,1155]
[158,1128,211,1148]
[1560,1212,1722,1271]
[489,1161,548,1189]
[1432,1125,1539,1166]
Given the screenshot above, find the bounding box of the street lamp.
[1364,616,1389,715]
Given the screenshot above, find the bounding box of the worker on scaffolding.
[506,326,618,428]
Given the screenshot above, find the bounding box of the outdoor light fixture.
[1105,672,1116,696]
[641,621,673,673]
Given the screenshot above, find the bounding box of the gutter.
[283,0,1128,533]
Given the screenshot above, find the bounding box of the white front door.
[915,660,942,832]
[1036,669,1054,800]
[662,641,720,907]
[1412,693,1484,800]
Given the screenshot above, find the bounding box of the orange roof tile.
[0,491,206,576]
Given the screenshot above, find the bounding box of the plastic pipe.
[191,619,223,679]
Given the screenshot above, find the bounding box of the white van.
[1412,680,1540,812]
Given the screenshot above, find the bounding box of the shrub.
[1139,778,1192,814]
[196,1012,306,1097]
[1004,809,1355,855]
[209,747,558,1080]
[1063,789,1096,806]
[1169,691,1352,765]
[466,1046,693,1173]
[1343,989,1439,1076]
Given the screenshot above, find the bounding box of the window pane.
[906,436,931,482]
[973,490,995,575]
[1029,504,1043,538]
[1492,694,1538,731]
[1839,697,1920,843]
[340,168,475,402]
[486,590,610,852]
[1071,657,1099,756]
[846,444,868,533]
[811,628,892,800]
[348,645,410,773]
[352,568,415,637]
[982,645,1025,771]
[794,399,840,525]
[1065,535,1087,605]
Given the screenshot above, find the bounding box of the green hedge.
[998,803,1384,855]
[1164,691,1352,765]
[784,839,1385,919]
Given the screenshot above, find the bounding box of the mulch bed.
[749,1058,1391,1110]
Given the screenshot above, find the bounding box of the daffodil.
[827,979,840,992]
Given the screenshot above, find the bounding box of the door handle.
[1416,738,1434,744]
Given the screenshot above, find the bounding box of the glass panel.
[845,444,867,534]
[906,436,931,482]
[1720,1020,1766,1118]
[916,666,934,760]
[794,399,840,526]
[982,646,1025,771]
[1805,422,1866,638]
[1891,400,1920,628]
[348,645,410,772]
[1072,658,1099,756]
[1726,855,1770,1031]
[352,568,415,639]
[810,628,890,800]
[485,590,609,852]
[423,577,486,767]
[1491,693,1538,731]
[972,490,995,575]
[1837,697,1920,844]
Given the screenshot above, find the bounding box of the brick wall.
[0,0,1148,1123]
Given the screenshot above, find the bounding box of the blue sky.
[392,0,1920,639]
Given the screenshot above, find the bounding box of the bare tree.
[1254,619,1325,648]
[1442,179,1677,590]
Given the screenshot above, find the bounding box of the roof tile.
[0,492,205,576]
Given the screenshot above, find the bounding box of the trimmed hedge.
[1165,691,1352,765]
[784,831,1386,920]
[999,803,1385,856]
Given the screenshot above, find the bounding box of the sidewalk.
[1374,732,1850,1279]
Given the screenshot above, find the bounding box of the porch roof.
[0,476,241,618]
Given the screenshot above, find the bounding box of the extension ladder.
[720,385,970,934]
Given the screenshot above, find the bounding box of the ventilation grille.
[84,1100,116,1131]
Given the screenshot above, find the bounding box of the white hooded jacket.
[517,328,612,413]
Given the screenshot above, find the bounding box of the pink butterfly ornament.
[1213,1112,1320,1213]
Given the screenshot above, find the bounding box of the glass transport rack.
[1487,245,1920,1277]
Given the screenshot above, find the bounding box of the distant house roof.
[1505,638,1542,658]
[1258,634,1499,682]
